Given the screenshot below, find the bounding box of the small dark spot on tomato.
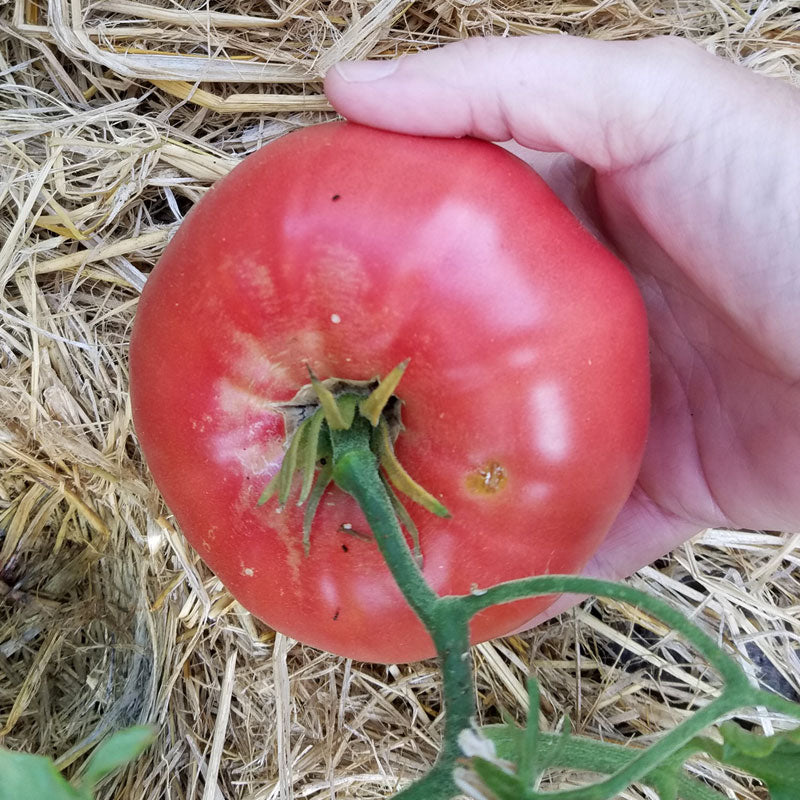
[332,194,341,201]
[465,460,508,495]
[333,609,340,621]
[341,544,349,553]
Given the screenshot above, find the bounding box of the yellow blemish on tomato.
[465,461,508,495]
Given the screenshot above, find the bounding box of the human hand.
[324,36,800,621]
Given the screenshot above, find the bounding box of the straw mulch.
[1,2,799,798]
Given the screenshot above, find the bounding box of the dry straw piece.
[1,1,800,798]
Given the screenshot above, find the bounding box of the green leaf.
[79,726,156,790]
[298,409,326,503]
[375,417,450,518]
[0,749,85,800]
[547,714,573,769]
[518,677,541,788]
[0,727,154,800]
[256,469,281,506]
[482,722,523,762]
[470,757,526,800]
[277,416,309,506]
[307,368,349,430]
[359,359,409,425]
[644,752,683,800]
[711,722,800,800]
[381,475,422,564]
[302,461,333,554]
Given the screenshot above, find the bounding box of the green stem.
[331,441,477,797]
[749,689,800,722]
[526,696,738,800]
[332,447,439,626]
[431,600,475,776]
[456,575,785,799]
[483,726,733,800]
[458,576,748,690]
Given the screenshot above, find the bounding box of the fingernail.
[333,59,400,83]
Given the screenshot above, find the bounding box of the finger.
[324,35,718,173]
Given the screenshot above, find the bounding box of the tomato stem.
[269,363,478,796]
[457,575,749,690]
[331,440,440,626]
[330,432,476,798]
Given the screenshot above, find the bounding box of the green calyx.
[258,361,451,554]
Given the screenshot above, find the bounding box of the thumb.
[324,35,725,173]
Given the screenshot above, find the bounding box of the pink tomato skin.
[130,121,650,663]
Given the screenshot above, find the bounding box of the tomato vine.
[264,362,800,800]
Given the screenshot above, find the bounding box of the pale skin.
[324,36,800,623]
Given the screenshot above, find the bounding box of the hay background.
[1,1,799,798]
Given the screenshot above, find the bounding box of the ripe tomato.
[130,121,649,663]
